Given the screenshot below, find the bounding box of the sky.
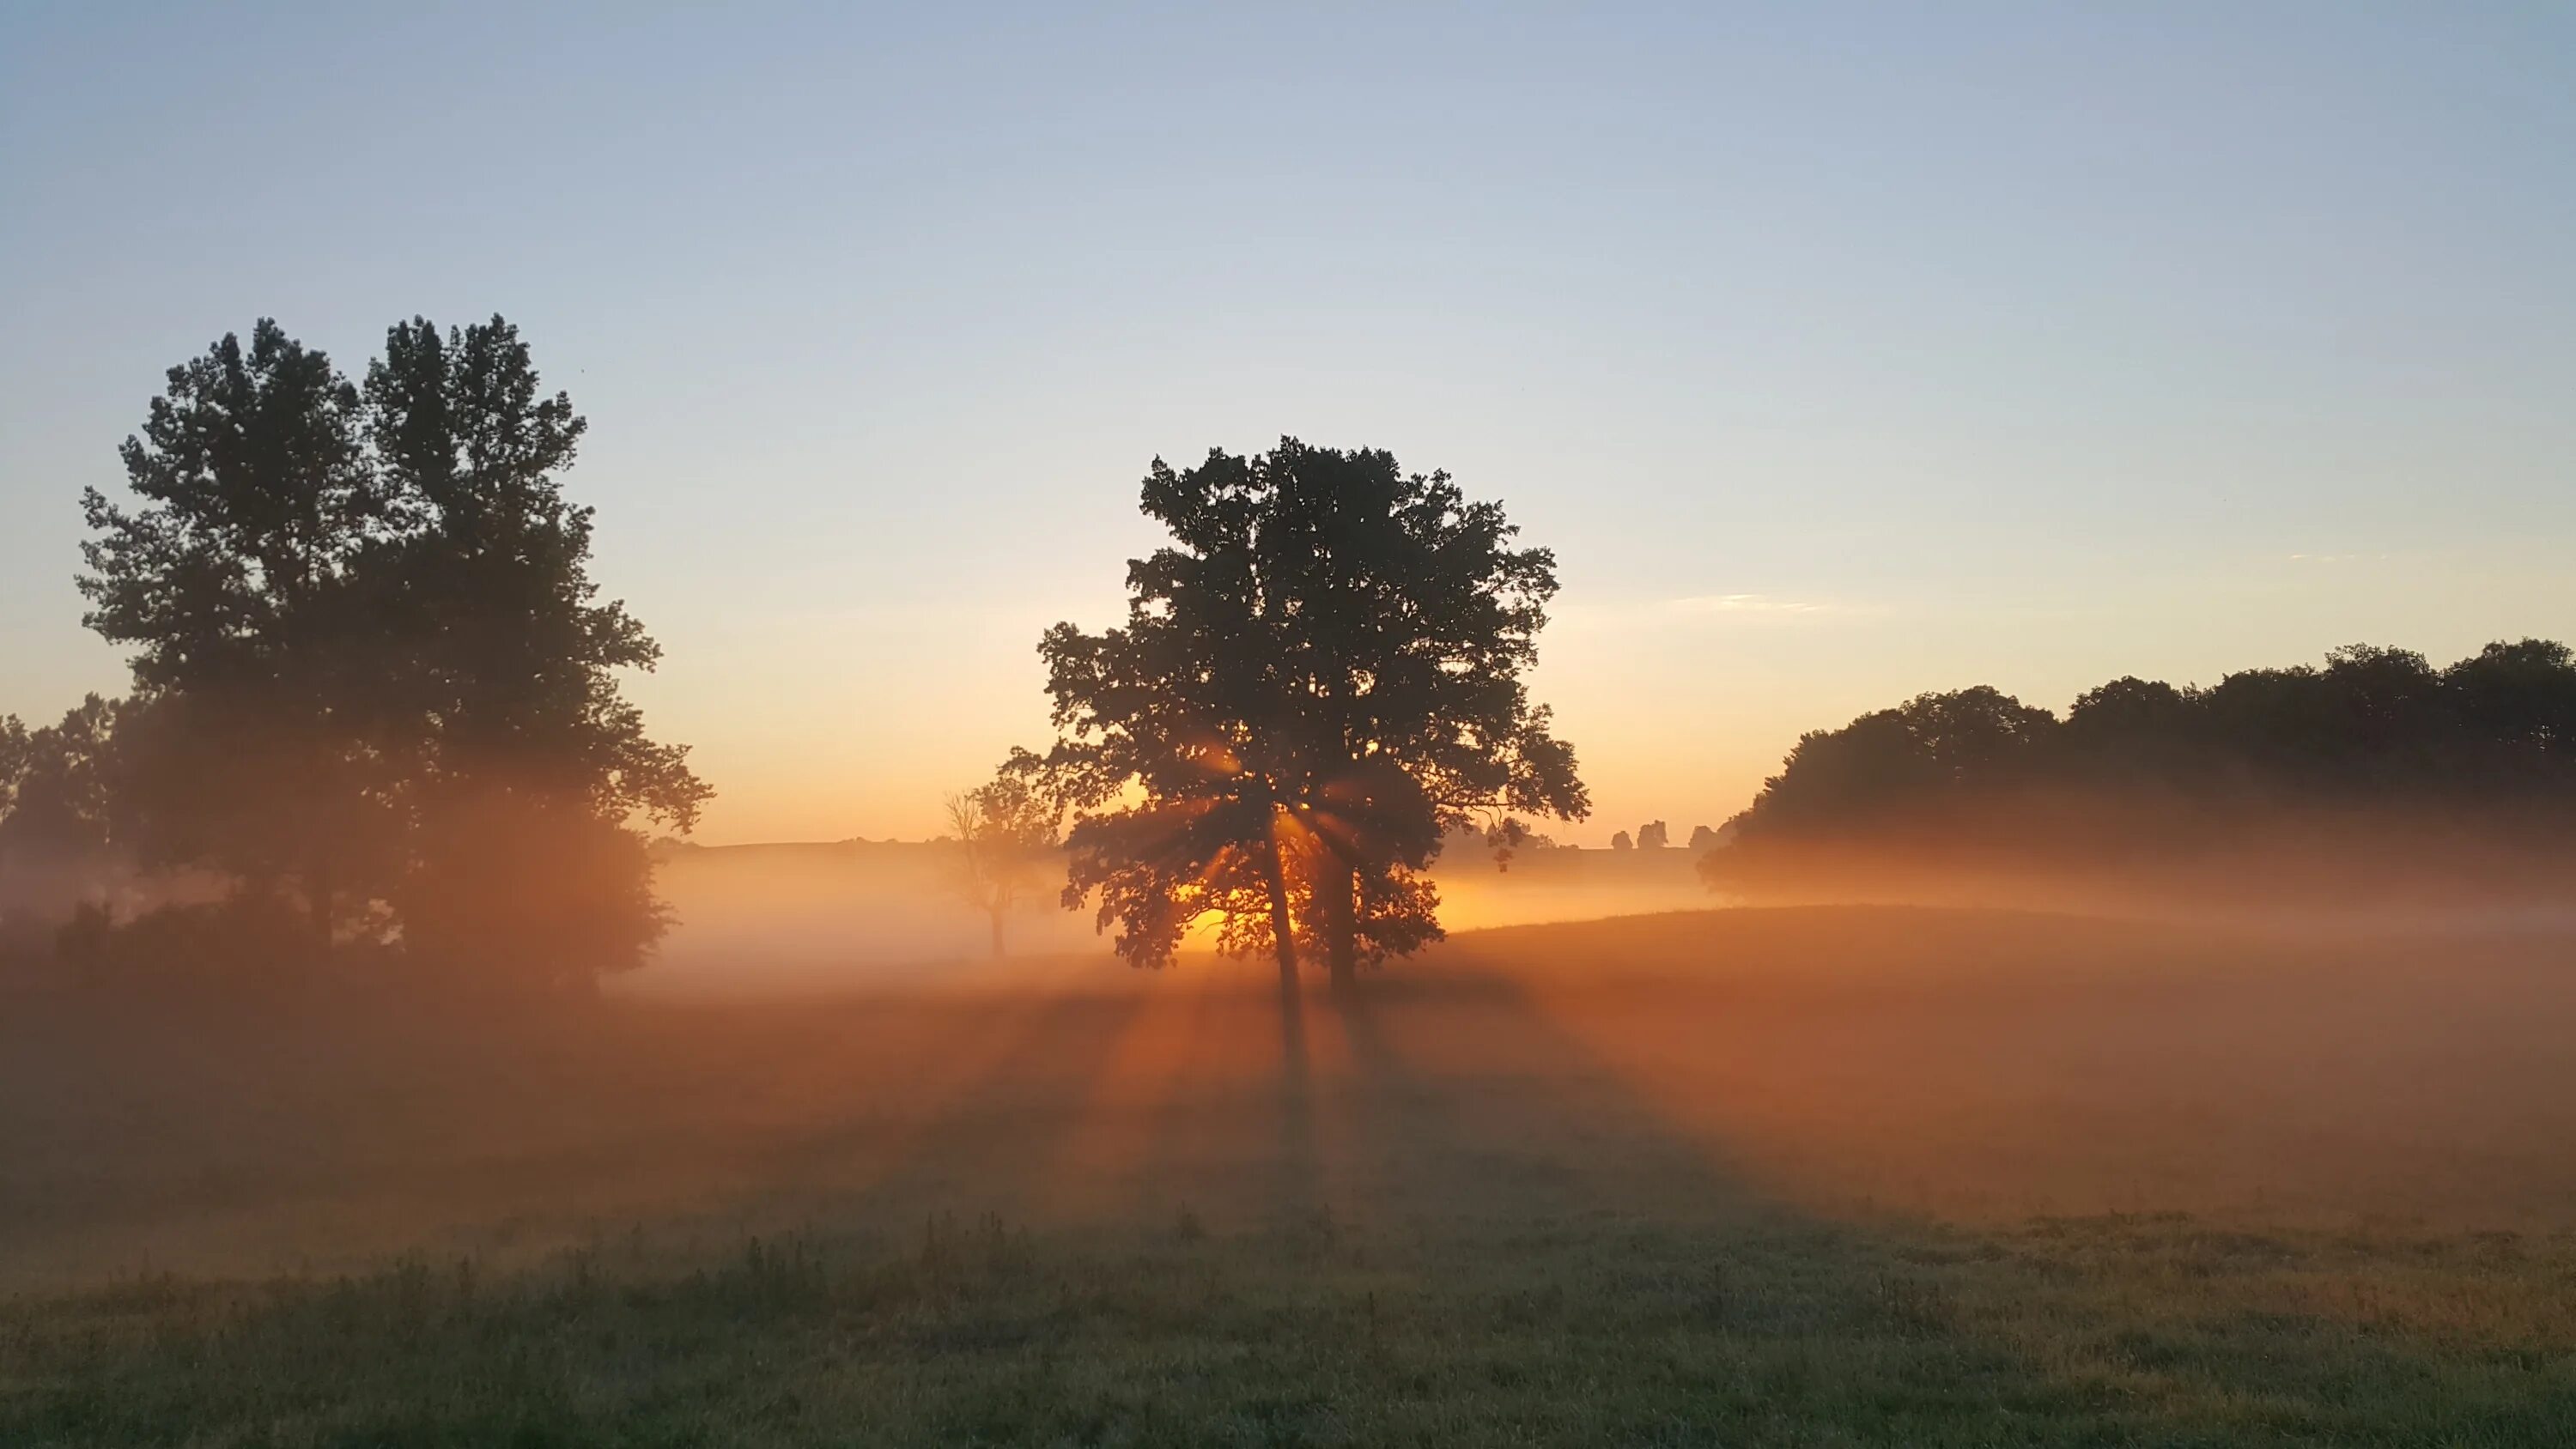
[3,3,2571,846]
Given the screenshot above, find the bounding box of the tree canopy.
[1035,439,1587,989]
[0,697,122,933]
[57,315,706,991]
[1704,640,2576,895]
[363,316,708,988]
[945,751,1065,959]
[79,321,400,945]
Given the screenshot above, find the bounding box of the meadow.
[3,905,2573,1446]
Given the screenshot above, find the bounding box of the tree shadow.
[12,949,2566,1442]
[1317,965,2157,1431]
[738,979,1155,1228]
[20,917,2566,1442]
[1273,972,1321,1223]
[1331,969,1749,1225]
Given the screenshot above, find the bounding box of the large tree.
[78,321,402,949]
[1037,439,1587,991]
[76,316,705,990]
[363,315,709,987]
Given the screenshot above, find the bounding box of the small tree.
[0,697,123,931]
[1609,830,1634,852]
[1687,824,1721,852]
[945,753,1062,958]
[1637,820,1669,850]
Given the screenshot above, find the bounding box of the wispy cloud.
[1549,591,1873,634]
[1663,593,1854,616]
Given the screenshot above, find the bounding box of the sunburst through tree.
[1031,439,1588,993]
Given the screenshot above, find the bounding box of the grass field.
[4,906,2573,1445]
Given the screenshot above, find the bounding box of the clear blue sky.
[4,3,2570,842]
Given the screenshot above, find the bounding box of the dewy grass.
[4,1209,2572,1446]
[5,907,2575,1445]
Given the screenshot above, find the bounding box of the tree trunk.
[1261,836,1299,997]
[988,908,1005,959]
[1319,851,1358,997]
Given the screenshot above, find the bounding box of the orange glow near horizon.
[10,895,2576,1294]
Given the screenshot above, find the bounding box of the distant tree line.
[1703,641,2576,895]
[1603,821,1726,852]
[1,318,704,994]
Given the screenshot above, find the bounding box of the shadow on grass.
[3,954,2572,1446]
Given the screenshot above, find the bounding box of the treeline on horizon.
[1706,640,2576,902]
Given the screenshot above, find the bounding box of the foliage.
[365,315,708,980]
[78,322,402,945]
[0,697,118,877]
[1708,640,2576,889]
[944,750,1064,957]
[50,892,325,995]
[363,317,706,832]
[1034,439,1586,984]
[66,316,705,991]
[396,791,670,993]
[1437,818,1550,871]
[0,697,130,977]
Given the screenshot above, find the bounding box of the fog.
[16,792,2576,1301]
[635,813,2576,1004]
[8,866,2573,1294]
[634,839,1716,997]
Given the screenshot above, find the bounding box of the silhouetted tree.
[1707,640,2576,895]
[945,751,1063,958]
[76,316,707,992]
[0,718,20,816]
[1036,439,1587,991]
[2445,640,2576,760]
[1637,821,1668,850]
[1687,824,1722,852]
[0,696,123,934]
[2063,676,2204,784]
[364,315,709,987]
[1438,817,1546,872]
[1609,830,1633,852]
[1741,686,2057,835]
[79,322,401,952]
